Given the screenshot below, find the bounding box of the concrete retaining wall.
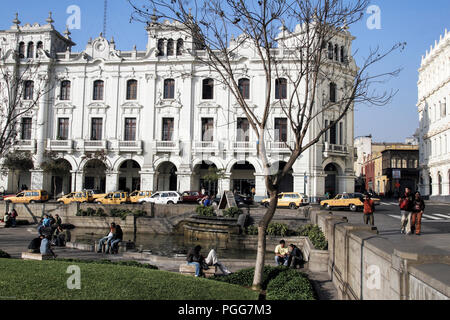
[310,208,450,300]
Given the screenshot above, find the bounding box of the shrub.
[246,225,258,235]
[266,269,315,300]
[211,266,287,290]
[95,208,107,217]
[297,224,328,250]
[132,210,147,217]
[223,207,242,218]
[0,249,11,259]
[267,222,289,236]
[195,205,216,217]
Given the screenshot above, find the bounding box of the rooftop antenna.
[103,0,108,38]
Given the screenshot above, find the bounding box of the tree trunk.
[252,192,278,290]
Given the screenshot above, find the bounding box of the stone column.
[105,171,119,193]
[72,171,84,192]
[140,169,155,191]
[177,170,192,193]
[293,173,307,194]
[311,172,326,203]
[431,171,440,196]
[254,174,267,201]
[30,169,49,190]
[441,168,450,196]
[218,174,232,196]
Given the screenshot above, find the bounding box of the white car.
[139,191,182,205]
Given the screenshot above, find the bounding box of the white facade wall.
[417,29,450,201]
[0,17,356,201]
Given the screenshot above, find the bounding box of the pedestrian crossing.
[387,213,450,221]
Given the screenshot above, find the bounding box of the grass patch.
[0,258,258,300]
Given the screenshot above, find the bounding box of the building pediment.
[87,102,109,114]
[54,102,75,115]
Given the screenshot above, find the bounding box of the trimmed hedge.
[196,205,216,217]
[223,207,242,218]
[211,266,288,290]
[266,269,315,300]
[0,249,11,259]
[297,224,328,250]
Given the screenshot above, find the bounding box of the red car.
[181,191,205,203]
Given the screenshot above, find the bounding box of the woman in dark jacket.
[411,192,425,235]
[186,245,205,277]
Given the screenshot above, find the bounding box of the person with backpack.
[398,187,414,235]
[363,193,375,226]
[411,191,425,236]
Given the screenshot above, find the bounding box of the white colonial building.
[0,13,356,201]
[417,29,450,202]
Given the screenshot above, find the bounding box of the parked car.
[57,191,93,205]
[320,193,380,212]
[139,191,182,205]
[84,189,107,200]
[129,191,153,204]
[95,192,130,205]
[182,191,205,203]
[5,190,49,204]
[261,192,308,210]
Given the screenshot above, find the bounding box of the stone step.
[21,252,53,261]
[179,264,217,278]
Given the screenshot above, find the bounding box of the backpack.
[399,198,409,210]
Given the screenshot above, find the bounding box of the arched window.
[329,82,337,103]
[23,81,34,100]
[164,79,175,99]
[126,79,138,100]
[27,42,34,59]
[238,78,250,100]
[60,80,71,101]
[157,39,164,56]
[328,43,333,60]
[167,39,174,56]
[36,41,43,58]
[18,42,25,58]
[93,80,104,100]
[275,78,287,100]
[176,39,184,56]
[202,78,214,100]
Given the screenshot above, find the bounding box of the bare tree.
[0,42,53,159]
[129,0,403,289]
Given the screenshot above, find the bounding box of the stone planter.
[302,236,329,273]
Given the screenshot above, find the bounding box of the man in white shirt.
[274,240,289,266]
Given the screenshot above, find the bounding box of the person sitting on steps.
[110,224,123,254]
[287,244,304,269]
[275,240,289,266]
[204,249,232,275]
[186,245,206,277]
[97,222,115,253]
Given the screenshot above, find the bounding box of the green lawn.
[0,259,258,300]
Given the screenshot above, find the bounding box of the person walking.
[363,193,375,226]
[399,187,414,234]
[10,209,18,228]
[411,192,425,236]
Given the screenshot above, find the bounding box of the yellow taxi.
[5,190,49,204]
[320,193,381,212]
[129,191,152,204]
[261,192,308,210]
[57,191,93,205]
[94,191,130,205]
[84,189,107,200]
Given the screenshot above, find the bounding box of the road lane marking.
[432,214,450,219]
[422,214,442,220]
[388,215,401,220]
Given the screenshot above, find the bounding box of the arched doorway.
[324,163,340,198]
[156,162,177,191]
[49,159,72,196]
[119,160,141,192]
[193,161,219,196]
[84,159,107,192]
[231,161,256,195]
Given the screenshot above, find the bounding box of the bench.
[21,252,53,261]
[179,264,217,278]
[0,222,5,228]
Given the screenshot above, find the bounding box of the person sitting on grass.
[187,245,206,277]
[204,249,232,275]
[28,235,44,253]
[97,222,116,253]
[110,224,123,254]
[287,244,304,269]
[40,235,57,258]
[275,240,289,266]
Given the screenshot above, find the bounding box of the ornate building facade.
[0,14,357,201]
[417,29,450,202]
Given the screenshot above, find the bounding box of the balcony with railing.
[266,141,294,154]
[46,139,74,153]
[16,139,36,152]
[81,140,108,152]
[193,140,220,155]
[117,140,143,154]
[230,141,258,154]
[323,142,350,157]
[154,140,179,153]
